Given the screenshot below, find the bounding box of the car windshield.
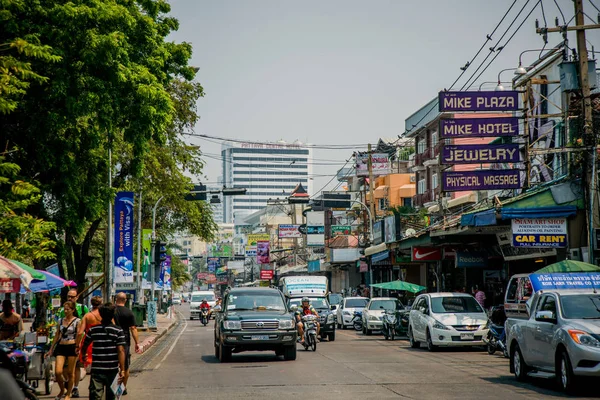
[192,294,215,302]
[346,298,368,308]
[431,296,483,313]
[329,294,343,305]
[289,298,330,309]
[226,293,286,311]
[560,294,600,319]
[369,300,400,311]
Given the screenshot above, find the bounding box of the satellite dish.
[404,228,416,237]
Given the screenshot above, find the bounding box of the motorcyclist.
[200,298,210,321]
[295,297,319,344]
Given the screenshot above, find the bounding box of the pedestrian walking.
[76,296,103,372]
[58,289,89,398]
[474,285,486,309]
[114,292,141,394]
[81,303,126,400]
[46,300,80,400]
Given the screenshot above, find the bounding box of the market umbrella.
[535,260,600,274]
[9,259,46,281]
[0,257,33,292]
[370,280,427,294]
[20,269,77,293]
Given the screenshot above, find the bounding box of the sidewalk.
[26,312,178,399]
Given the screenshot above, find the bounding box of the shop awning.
[460,208,496,227]
[499,181,582,219]
[365,243,387,256]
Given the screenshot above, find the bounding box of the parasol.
[370,280,427,294]
[0,257,34,292]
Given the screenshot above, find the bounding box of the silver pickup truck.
[506,289,600,392]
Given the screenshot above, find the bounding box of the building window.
[431,131,438,148]
[417,139,426,154]
[432,173,438,189]
[418,179,426,194]
[403,197,412,208]
[378,198,386,210]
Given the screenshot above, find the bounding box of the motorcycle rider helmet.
[301,297,310,304]
[202,298,207,302]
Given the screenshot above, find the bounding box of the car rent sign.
[511,218,567,248]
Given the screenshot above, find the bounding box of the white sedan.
[336,297,369,329]
[408,292,489,351]
[362,297,402,335]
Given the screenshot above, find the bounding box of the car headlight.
[279,319,294,329]
[223,320,241,330]
[327,314,334,324]
[569,330,600,348]
[432,320,450,330]
[343,311,351,316]
[369,315,380,321]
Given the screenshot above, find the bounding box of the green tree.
[1,0,215,288]
[0,157,55,263]
[168,254,191,292]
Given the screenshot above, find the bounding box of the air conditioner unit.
[410,176,416,183]
[569,248,581,261]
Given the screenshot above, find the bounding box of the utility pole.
[538,0,599,258]
[367,144,376,293]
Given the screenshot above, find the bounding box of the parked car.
[214,287,297,362]
[328,293,343,311]
[408,292,489,351]
[362,297,404,335]
[507,289,600,392]
[172,294,182,305]
[336,297,369,329]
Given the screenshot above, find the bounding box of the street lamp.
[495,68,517,91]
[514,48,562,76]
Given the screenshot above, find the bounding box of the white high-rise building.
[221,140,313,224]
[206,185,224,224]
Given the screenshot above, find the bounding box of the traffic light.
[153,241,167,283]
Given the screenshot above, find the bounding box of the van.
[190,290,217,320]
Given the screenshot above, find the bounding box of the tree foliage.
[0,0,215,287]
[168,254,191,291]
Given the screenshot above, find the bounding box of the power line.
[310,161,353,199]
[553,0,567,24]
[589,0,600,14]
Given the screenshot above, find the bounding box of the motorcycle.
[200,309,210,326]
[0,342,38,399]
[484,322,507,357]
[351,311,363,332]
[300,315,318,351]
[382,310,397,340]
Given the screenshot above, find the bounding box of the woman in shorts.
[47,300,80,400]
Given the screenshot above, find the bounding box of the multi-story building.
[206,185,224,224]
[221,140,313,224]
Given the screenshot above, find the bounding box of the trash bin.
[132,304,146,327]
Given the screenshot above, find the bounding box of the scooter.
[484,322,507,357]
[382,310,397,340]
[351,311,363,332]
[0,342,38,399]
[299,315,318,351]
[200,309,210,326]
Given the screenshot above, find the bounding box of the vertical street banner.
[257,241,270,264]
[114,191,135,283]
[141,229,152,289]
[160,255,172,289]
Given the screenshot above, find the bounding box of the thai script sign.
[438,91,519,112]
[207,257,220,273]
[440,117,519,138]
[331,225,351,236]
[441,144,520,164]
[0,278,18,293]
[355,153,390,176]
[247,234,270,246]
[306,211,325,246]
[278,224,302,238]
[114,191,134,283]
[260,270,274,280]
[530,273,600,291]
[511,218,567,248]
[442,170,521,191]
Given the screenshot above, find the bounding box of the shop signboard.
[257,241,270,264]
[384,215,396,243]
[0,278,19,293]
[511,218,567,248]
[207,257,220,273]
[245,246,257,257]
[260,270,274,280]
[441,144,520,164]
[247,234,270,247]
[529,272,600,291]
[438,91,519,112]
[496,229,557,260]
[331,225,352,236]
[439,117,519,138]
[455,252,488,268]
[306,211,325,246]
[442,170,521,192]
[372,221,383,245]
[355,153,390,176]
[411,247,442,262]
[278,224,302,238]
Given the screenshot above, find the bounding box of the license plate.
[460,333,475,340]
[251,335,269,341]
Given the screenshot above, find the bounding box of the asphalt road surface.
[126,303,598,400]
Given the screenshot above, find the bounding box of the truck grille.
[241,320,279,330]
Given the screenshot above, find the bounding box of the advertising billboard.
[439,117,519,138]
[306,211,325,246]
[438,91,519,112]
[278,224,302,238]
[331,225,351,236]
[355,153,390,176]
[442,170,521,192]
[511,218,567,248]
[247,234,270,247]
[384,215,396,243]
[441,144,520,165]
[257,241,270,264]
[113,191,134,283]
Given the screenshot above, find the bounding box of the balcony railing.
[412,191,432,207]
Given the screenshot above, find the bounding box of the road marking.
[154,309,188,370]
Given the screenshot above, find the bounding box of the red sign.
[411,247,442,262]
[197,272,208,280]
[0,278,19,293]
[260,270,274,280]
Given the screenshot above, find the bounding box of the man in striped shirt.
[81,303,126,400]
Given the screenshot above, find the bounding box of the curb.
[138,315,179,354]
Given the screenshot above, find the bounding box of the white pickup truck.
[506,287,600,392]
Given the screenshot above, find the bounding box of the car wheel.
[362,325,367,335]
[408,327,420,348]
[557,349,576,393]
[283,345,297,361]
[275,348,284,357]
[341,323,346,330]
[426,329,437,352]
[512,344,528,381]
[366,327,372,336]
[218,342,231,363]
[214,342,220,359]
[328,331,336,342]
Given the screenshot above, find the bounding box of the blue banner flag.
[114,191,135,283]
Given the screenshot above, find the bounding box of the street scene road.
[125,304,598,400]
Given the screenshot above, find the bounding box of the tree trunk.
[63,218,102,299]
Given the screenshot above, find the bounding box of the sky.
[167,0,600,194]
